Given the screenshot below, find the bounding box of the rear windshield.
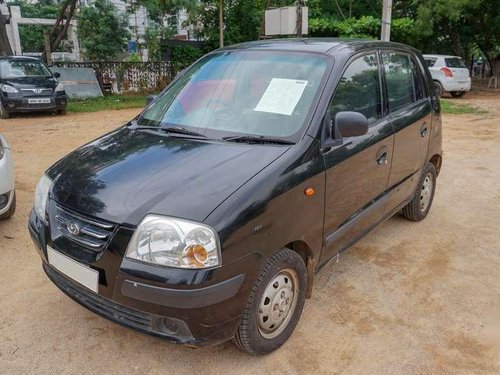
[425,58,437,67]
[0,59,52,79]
[445,58,467,68]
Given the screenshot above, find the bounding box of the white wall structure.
[3,6,80,61]
[265,6,308,36]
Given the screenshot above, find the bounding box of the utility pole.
[380,0,392,41]
[219,0,223,48]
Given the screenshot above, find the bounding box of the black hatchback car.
[29,39,442,355]
[0,56,67,119]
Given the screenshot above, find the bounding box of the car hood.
[47,127,288,226]
[2,76,57,89]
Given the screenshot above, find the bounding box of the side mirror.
[146,95,157,105]
[53,72,61,79]
[334,111,369,138]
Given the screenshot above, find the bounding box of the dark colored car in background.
[0,56,67,119]
[29,39,442,355]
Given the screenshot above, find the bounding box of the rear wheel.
[233,248,307,355]
[434,81,444,98]
[0,192,16,220]
[450,91,465,98]
[402,163,437,221]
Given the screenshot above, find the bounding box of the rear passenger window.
[412,58,426,100]
[382,52,416,112]
[329,54,382,125]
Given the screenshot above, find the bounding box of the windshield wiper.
[129,123,208,138]
[158,126,208,138]
[223,135,295,145]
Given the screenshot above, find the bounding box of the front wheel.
[0,192,16,220]
[233,249,307,355]
[401,162,437,221]
[450,91,465,98]
[0,103,10,119]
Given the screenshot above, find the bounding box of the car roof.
[0,55,42,61]
[423,54,462,59]
[220,38,418,55]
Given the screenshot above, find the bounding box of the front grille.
[44,264,153,331]
[55,205,115,251]
[21,88,53,95]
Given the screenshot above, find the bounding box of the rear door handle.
[420,123,428,137]
[376,146,388,165]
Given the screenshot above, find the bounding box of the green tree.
[77,0,130,61]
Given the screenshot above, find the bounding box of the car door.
[381,51,432,213]
[320,52,394,265]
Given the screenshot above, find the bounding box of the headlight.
[34,174,53,224]
[125,215,221,269]
[55,83,64,92]
[0,84,18,93]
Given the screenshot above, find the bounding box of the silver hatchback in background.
[424,54,471,98]
[0,133,15,220]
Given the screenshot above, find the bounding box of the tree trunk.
[219,0,224,48]
[41,0,77,63]
[0,13,13,56]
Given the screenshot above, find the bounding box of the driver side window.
[329,54,382,126]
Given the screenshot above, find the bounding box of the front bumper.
[28,208,260,347]
[1,93,67,113]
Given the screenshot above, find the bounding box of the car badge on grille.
[67,222,80,235]
[33,88,43,94]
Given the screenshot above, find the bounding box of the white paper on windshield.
[254,78,308,116]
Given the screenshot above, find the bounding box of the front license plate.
[47,246,99,293]
[28,98,51,104]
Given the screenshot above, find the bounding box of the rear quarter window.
[425,58,437,67]
[445,58,467,68]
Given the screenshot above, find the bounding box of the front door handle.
[420,123,428,137]
[376,146,388,165]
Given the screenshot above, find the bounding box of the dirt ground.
[0,92,499,374]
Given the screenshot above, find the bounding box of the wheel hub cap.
[258,268,299,339]
[420,173,433,212]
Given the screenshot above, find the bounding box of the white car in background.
[424,54,471,98]
[0,133,15,220]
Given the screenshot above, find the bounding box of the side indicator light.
[304,187,315,197]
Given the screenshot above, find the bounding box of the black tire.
[58,107,67,115]
[0,103,10,119]
[450,91,465,98]
[0,191,16,220]
[402,163,437,221]
[233,248,307,355]
[434,81,444,98]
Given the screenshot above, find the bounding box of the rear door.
[382,51,432,213]
[320,52,394,264]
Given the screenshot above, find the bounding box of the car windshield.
[0,59,52,79]
[445,57,467,68]
[137,50,329,140]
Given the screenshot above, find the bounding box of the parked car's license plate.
[28,98,51,104]
[47,246,98,292]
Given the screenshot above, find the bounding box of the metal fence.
[54,61,174,94]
